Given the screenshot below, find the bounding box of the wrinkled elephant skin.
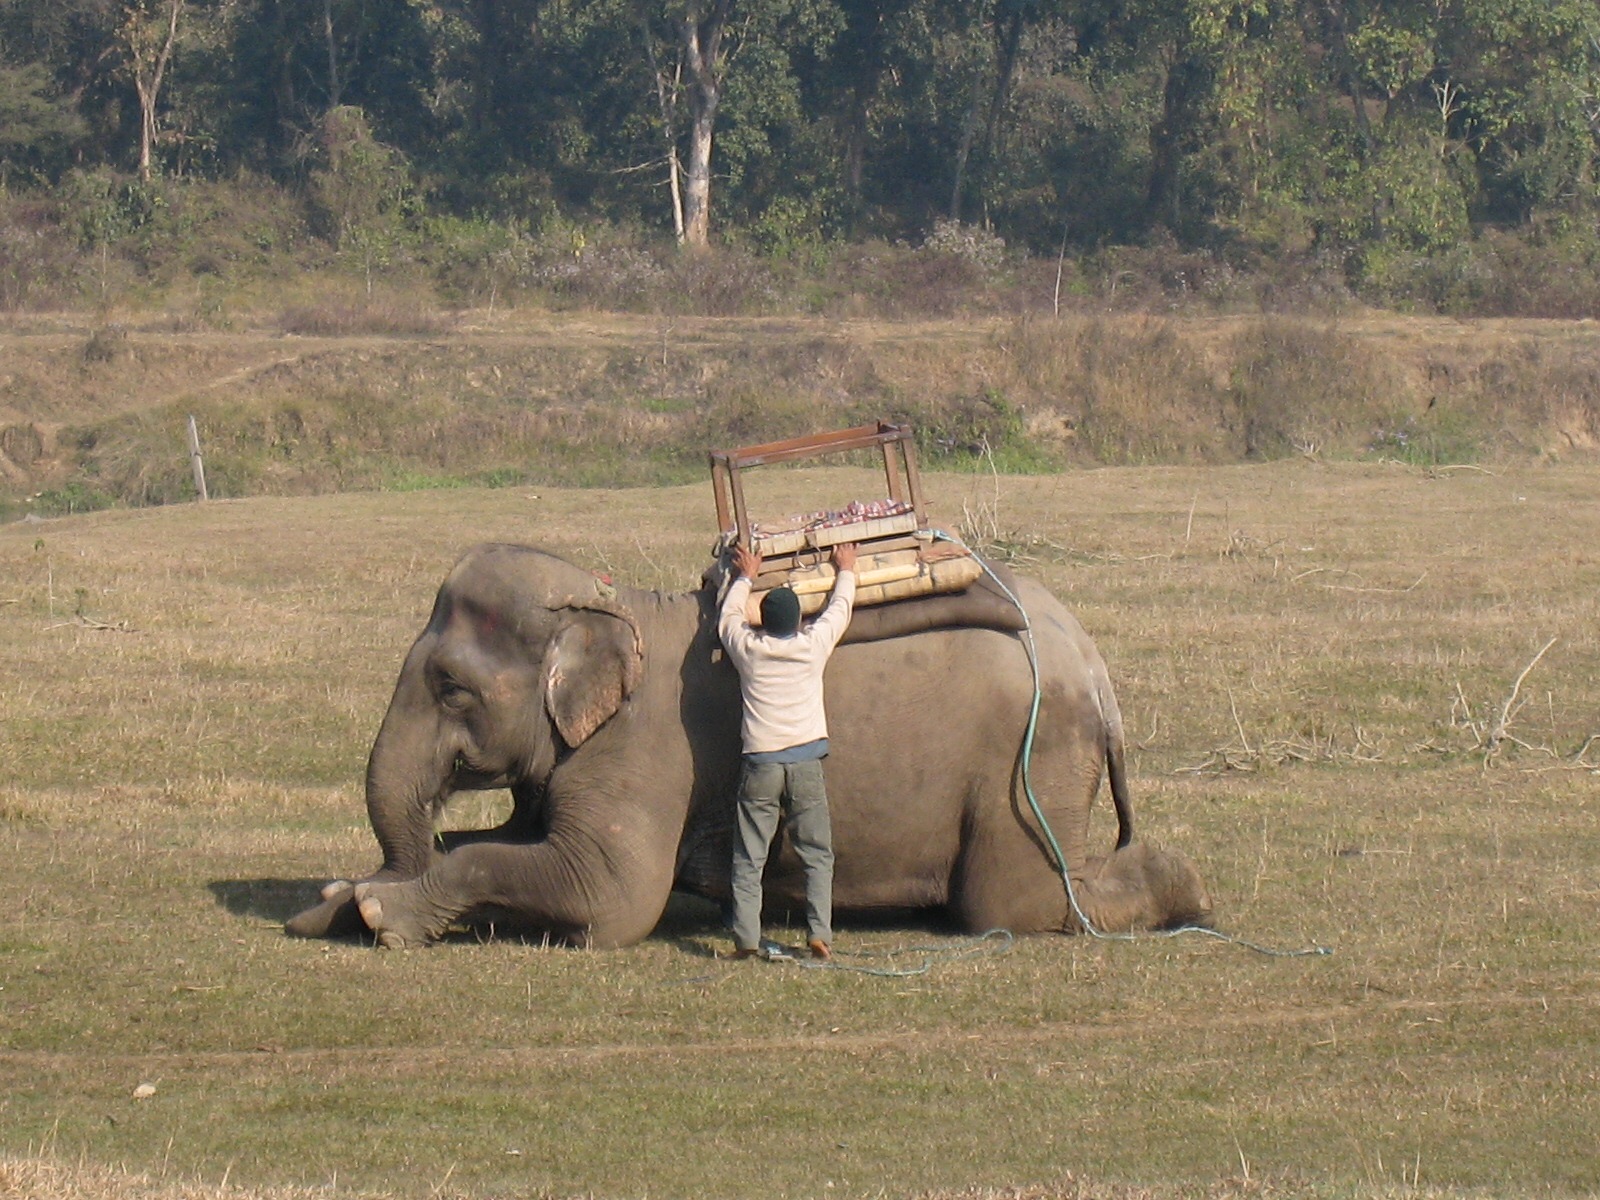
[285,544,1210,948]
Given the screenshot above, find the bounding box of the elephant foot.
[285,888,366,939]
[354,880,453,948]
[1074,841,1212,934]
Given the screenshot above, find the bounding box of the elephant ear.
[544,610,642,748]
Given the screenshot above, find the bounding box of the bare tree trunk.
[844,94,868,199]
[949,2,1025,225]
[1145,47,1210,234]
[134,75,156,181]
[1320,0,1374,161]
[836,1,896,230]
[126,0,185,181]
[683,97,715,247]
[679,0,732,250]
[641,11,685,243]
[323,0,342,108]
[949,88,982,222]
[977,5,1026,190]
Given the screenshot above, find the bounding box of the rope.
[931,529,1331,961]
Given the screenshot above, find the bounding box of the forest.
[2,0,1600,316]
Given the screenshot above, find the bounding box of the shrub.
[1462,225,1600,319]
[423,215,537,309]
[29,480,116,516]
[276,298,452,336]
[1088,238,1257,314]
[528,241,671,311]
[660,246,780,317]
[80,324,127,363]
[0,197,80,310]
[920,219,1009,275]
[1227,318,1417,460]
[1368,410,1483,465]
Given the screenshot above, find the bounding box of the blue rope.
[931,530,1331,960]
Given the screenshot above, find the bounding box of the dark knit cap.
[760,586,802,636]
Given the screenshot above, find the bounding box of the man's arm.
[810,543,857,649]
[718,544,761,650]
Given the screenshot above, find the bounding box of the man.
[718,540,858,961]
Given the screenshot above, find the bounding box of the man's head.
[760,586,802,637]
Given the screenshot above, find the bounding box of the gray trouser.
[730,758,834,950]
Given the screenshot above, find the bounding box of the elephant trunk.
[284,667,461,939]
[363,701,456,881]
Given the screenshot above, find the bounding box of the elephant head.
[285,544,643,937]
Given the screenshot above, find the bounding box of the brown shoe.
[727,946,758,960]
[808,939,832,962]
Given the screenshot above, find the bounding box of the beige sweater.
[718,571,857,755]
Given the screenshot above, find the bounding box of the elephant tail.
[1106,714,1134,851]
[1093,663,1135,851]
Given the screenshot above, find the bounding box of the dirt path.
[1,986,1584,1076]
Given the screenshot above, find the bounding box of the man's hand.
[832,543,858,573]
[733,544,762,580]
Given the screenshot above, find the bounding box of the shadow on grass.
[207,879,965,957]
[209,877,330,923]
[206,879,736,951]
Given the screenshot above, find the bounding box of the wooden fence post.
[186,414,209,502]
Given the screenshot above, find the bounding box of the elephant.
[285,542,1210,948]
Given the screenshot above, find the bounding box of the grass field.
[2,460,1598,1200]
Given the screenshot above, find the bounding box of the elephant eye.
[437,677,474,708]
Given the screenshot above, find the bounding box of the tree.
[639,3,688,240]
[676,0,733,248]
[224,0,435,174]
[0,63,88,182]
[1441,0,1600,224]
[825,0,911,220]
[634,1,842,248]
[948,0,1036,222]
[119,0,184,179]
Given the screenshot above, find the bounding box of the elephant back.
[841,561,1029,643]
[697,554,1027,645]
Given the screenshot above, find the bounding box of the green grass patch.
[27,480,119,517]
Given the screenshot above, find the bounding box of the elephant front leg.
[284,851,450,939]
[285,886,368,938]
[354,835,671,949]
[354,876,466,949]
[287,785,547,939]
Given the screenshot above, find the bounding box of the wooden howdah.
[708,422,983,623]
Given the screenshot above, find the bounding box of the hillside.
[3,309,1599,521]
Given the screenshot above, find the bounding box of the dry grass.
[0,1159,1513,1200]
[2,462,1598,1200]
[0,1159,1509,1200]
[4,312,1600,520]
[0,1155,373,1199]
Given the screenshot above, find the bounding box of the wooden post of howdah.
[186,415,208,502]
